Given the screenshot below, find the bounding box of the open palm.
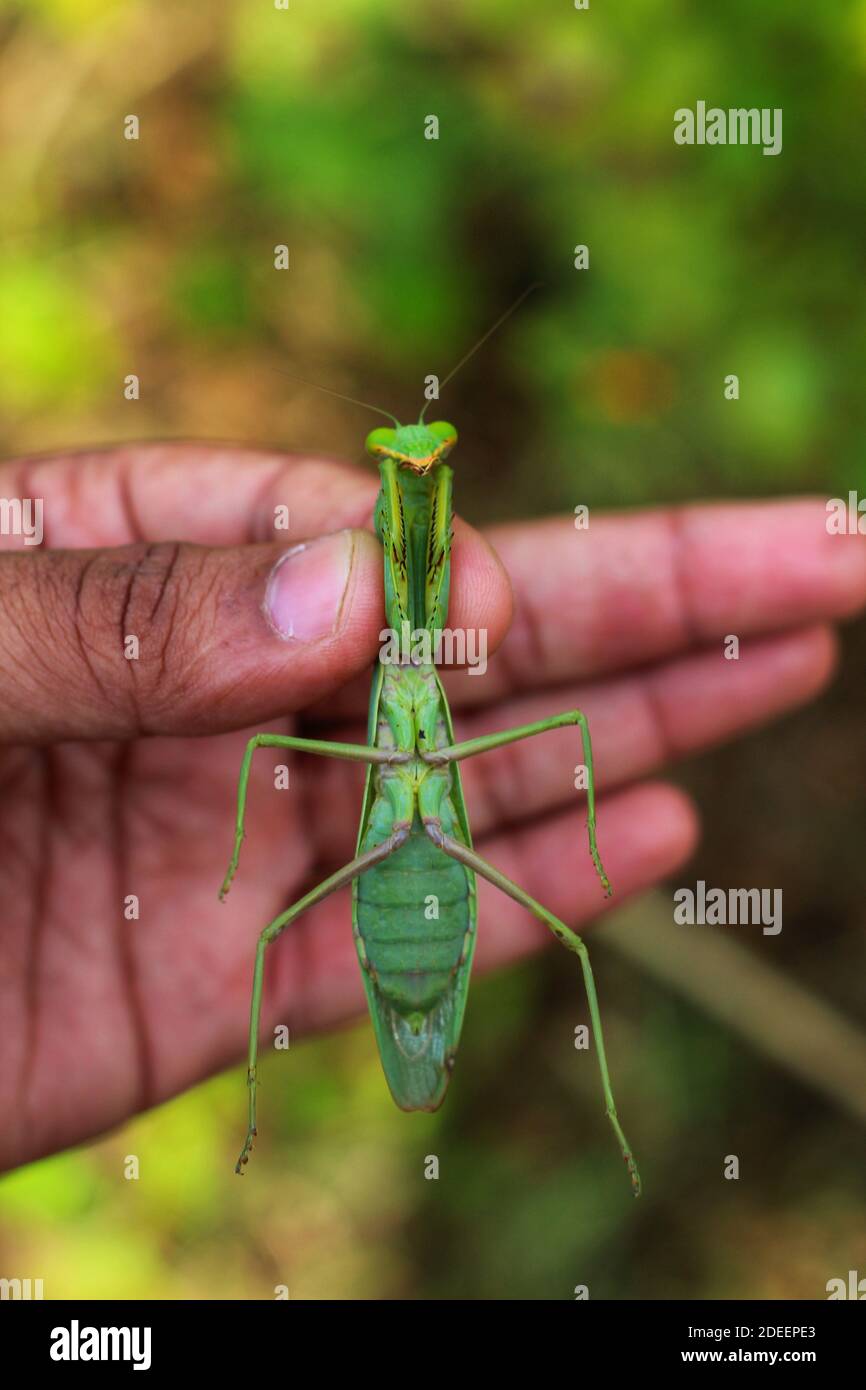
[1,443,862,1171]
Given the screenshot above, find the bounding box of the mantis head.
[365,421,458,475]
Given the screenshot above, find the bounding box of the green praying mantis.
[219,304,642,1198]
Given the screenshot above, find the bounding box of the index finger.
[440,499,866,706]
[1,443,379,548]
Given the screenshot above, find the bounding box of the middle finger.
[299,622,834,862]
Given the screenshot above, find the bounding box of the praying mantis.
[219,311,642,1198]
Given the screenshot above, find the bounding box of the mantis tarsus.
[219,323,642,1199]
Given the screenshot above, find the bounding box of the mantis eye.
[365,427,396,455]
[427,421,458,450]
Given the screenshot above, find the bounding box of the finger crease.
[664,507,703,648]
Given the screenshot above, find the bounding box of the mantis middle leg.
[423,710,611,896]
[220,732,407,899]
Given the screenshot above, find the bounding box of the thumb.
[0,529,385,743]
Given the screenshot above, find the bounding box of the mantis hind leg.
[422,710,611,897]
[235,823,411,1173]
[423,818,641,1197]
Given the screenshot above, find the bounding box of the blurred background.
[1,0,865,1299]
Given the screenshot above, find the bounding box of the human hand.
[0,443,862,1170]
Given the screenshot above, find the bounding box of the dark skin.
[0,442,863,1171]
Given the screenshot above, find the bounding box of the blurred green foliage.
[0,0,864,1299]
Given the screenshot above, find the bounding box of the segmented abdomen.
[356,823,471,1013]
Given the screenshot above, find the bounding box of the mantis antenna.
[270,367,401,427]
[418,282,542,422]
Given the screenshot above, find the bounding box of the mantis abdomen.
[356,829,472,1014]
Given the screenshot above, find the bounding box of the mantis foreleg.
[423,818,641,1197]
[235,822,412,1172]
